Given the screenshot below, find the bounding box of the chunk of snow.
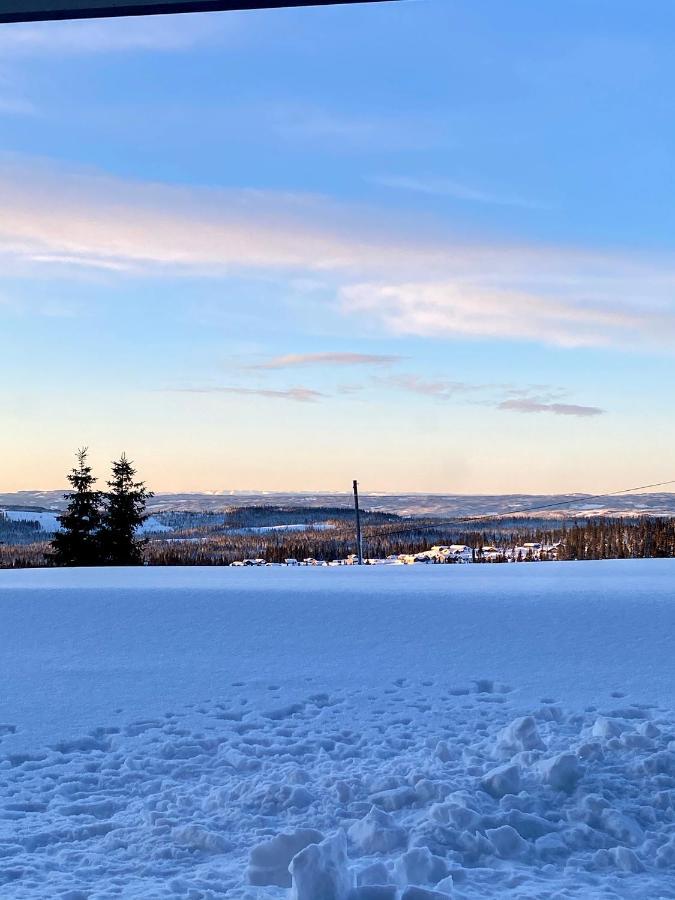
[400,887,453,900]
[394,847,448,885]
[485,824,529,859]
[248,828,323,887]
[591,717,622,739]
[481,763,521,798]
[601,810,644,847]
[434,740,452,762]
[348,807,407,854]
[534,832,567,859]
[356,861,392,886]
[289,830,352,900]
[495,716,544,754]
[610,845,645,873]
[534,752,582,793]
[170,824,233,853]
[371,786,417,811]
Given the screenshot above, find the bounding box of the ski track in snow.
[1,561,675,898]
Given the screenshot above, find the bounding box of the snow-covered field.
[1,561,675,898]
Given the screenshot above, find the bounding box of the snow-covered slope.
[0,508,170,534]
[1,561,675,898]
[2,509,61,532]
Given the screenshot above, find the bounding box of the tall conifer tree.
[49,448,102,566]
[99,454,152,565]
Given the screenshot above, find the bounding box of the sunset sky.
[2,0,675,493]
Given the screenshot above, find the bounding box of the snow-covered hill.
[3,489,675,519]
[0,508,170,534]
[1,561,674,898]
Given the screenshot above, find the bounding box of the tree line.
[49,449,152,566]
[4,496,675,568]
[144,515,675,566]
[555,517,675,560]
[0,514,41,546]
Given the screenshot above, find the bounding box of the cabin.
[427,544,474,563]
[481,545,504,562]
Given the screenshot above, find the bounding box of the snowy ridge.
[4,490,675,518]
[1,562,675,897]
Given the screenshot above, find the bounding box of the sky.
[2,0,675,494]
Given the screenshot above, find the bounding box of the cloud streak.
[340,280,671,350]
[376,374,604,418]
[3,155,675,351]
[377,373,485,399]
[166,366,602,416]
[498,398,604,417]
[171,386,325,403]
[267,104,444,152]
[249,352,403,369]
[371,174,537,208]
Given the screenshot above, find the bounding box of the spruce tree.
[99,454,152,565]
[49,448,102,566]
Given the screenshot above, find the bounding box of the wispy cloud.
[267,104,444,151]
[170,386,324,403]
[371,174,538,208]
[166,366,601,416]
[340,280,671,350]
[377,373,604,418]
[3,155,675,351]
[0,155,418,276]
[378,373,484,399]
[249,352,403,370]
[498,398,604,417]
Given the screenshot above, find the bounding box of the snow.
[247,524,334,533]
[2,509,61,532]
[140,515,173,533]
[1,560,675,897]
[0,509,170,534]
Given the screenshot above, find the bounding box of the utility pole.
[353,479,364,565]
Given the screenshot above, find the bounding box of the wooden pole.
[353,479,363,565]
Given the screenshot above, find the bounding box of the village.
[230,541,563,567]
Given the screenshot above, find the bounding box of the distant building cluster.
[482,541,562,562]
[228,541,562,567]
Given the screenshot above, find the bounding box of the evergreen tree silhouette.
[99,454,152,565]
[49,448,102,566]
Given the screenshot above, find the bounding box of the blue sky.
[2,0,675,493]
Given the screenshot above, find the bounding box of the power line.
[359,477,675,541]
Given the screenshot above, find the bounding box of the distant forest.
[4,512,675,568]
[145,515,675,566]
[0,515,42,546]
